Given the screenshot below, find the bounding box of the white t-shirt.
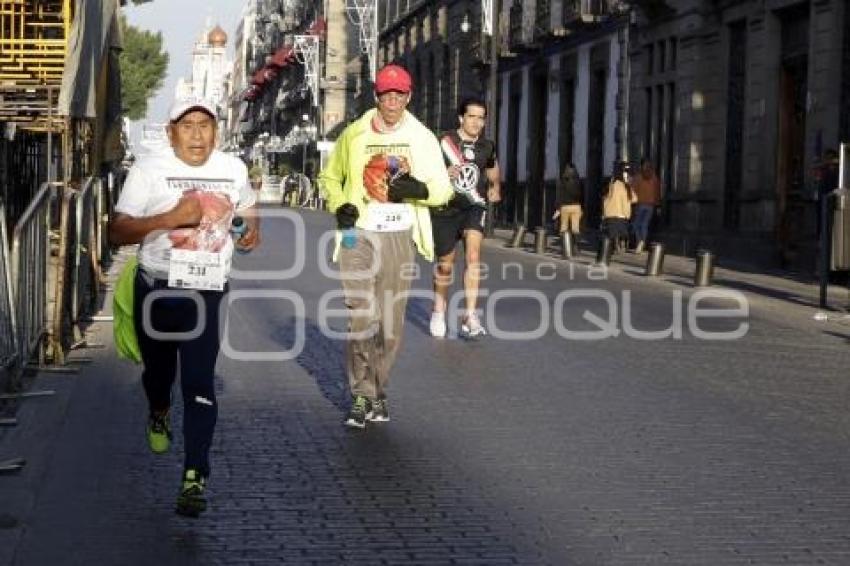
[115,149,256,279]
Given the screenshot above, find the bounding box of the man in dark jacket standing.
[554,163,583,237]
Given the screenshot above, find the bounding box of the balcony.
[563,0,614,25]
[535,0,551,39]
[507,2,525,51]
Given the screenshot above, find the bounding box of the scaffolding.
[345,0,377,81]
[293,34,320,108]
[0,0,72,129]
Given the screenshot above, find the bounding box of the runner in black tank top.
[429,96,502,339]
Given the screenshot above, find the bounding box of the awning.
[243,85,260,101]
[251,69,267,87]
[270,46,294,68]
[58,0,122,118]
[308,17,327,37]
[250,65,279,87]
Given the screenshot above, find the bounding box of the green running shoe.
[175,469,207,518]
[146,410,172,454]
[344,395,370,429]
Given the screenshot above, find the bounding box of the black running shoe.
[344,395,369,429]
[175,469,207,518]
[367,397,390,423]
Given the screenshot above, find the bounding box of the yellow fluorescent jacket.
[318,108,453,262]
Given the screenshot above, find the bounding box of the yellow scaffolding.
[0,0,71,129]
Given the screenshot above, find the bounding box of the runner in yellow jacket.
[319,64,453,428]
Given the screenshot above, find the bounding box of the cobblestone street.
[3,210,850,565]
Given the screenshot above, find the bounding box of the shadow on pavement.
[269,316,348,412]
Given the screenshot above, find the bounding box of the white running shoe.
[460,312,487,339]
[429,311,447,338]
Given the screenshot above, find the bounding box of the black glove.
[335,203,359,229]
[388,173,429,203]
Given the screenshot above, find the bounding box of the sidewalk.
[488,228,850,314]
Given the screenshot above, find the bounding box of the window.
[647,43,654,75]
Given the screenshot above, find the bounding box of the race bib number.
[168,249,225,291]
[363,203,414,232]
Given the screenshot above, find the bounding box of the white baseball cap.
[168,97,217,122]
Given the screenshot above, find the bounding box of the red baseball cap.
[374,64,412,95]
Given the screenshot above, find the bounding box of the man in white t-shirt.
[109,97,259,517]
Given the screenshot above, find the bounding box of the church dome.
[208,25,227,47]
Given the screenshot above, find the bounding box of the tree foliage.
[119,16,169,120]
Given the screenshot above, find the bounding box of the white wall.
[545,54,560,180]
[498,71,510,174]
[603,35,619,176]
[574,44,590,177]
[518,67,529,182]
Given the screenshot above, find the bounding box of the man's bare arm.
[109,196,202,245]
[486,161,502,203]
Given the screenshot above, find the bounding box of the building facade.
[174,23,233,144]
[378,0,849,268]
[222,0,363,178]
[629,0,848,268]
[379,0,630,230]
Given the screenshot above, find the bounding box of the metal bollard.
[694,249,714,286]
[645,242,665,276]
[508,224,526,248]
[560,231,574,259]
[534,227,548,254]
[595,236,613,266]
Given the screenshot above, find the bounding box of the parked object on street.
[534,227,548,255]
[694,249,715,286]
[645,242,665,276]
[508,224,526,248]
[596,236,613,266]
[829,187,850,271]
[561,230,576,259]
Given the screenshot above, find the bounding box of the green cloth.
[113,257,141,364]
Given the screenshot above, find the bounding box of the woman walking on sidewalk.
[602,163,636,252]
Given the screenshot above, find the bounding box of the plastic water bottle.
[341,228,357,249]
[231,216,249,254]
[231,216,247,238]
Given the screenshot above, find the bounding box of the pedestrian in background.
[109,97,260,517]
[553,162,583,241]
[602,162,636,252]
[630,158,661,253]
[318,64,453,429]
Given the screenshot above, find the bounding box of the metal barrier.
[50,178,104,363]
[10,182,56,370]
[282,173,317,208]
[96,173,117,268]
[69,178,99,339]
[0,206,18,372]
